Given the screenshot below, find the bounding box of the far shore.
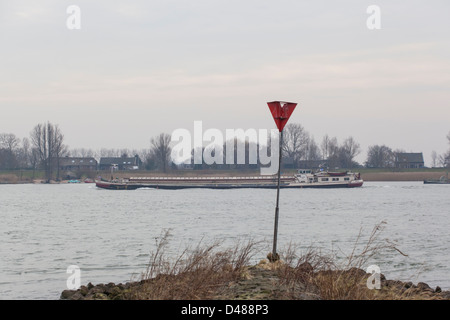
[0,169,448,184]
[361,171,448,182]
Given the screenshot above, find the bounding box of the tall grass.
[274,221,439,300]
[129,230,260,300]
[126,223,440,300]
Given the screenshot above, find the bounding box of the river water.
[1,181,449,299]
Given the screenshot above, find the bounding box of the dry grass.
[116,223,447,300]
[0,174,19,183]
[274,221,445,300]
[127,230,259,300]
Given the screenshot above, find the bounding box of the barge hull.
[95,180,363,190]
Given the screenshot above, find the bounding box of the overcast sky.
[1,0,449,166]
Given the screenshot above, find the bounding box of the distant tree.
[439,131,450,168]
[339,136,361,168]
[320,134,331,160]
[30,147,40,178]
[282,123,309,167]
[30,122,66,182]
[303,136,322,168]
[97,148,119,158]
[0,133,20,169]
[366,145,395,168]
[325,136,340,168]
[70,148,95,158]
[18,137,31,168]
[431,151,438,168]
[150,133,172,173]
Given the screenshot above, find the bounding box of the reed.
[274,221,442,300]
[128,230,259,300]
[123,223,443,300]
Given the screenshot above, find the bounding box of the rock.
[384,279,404,290]
[298,262,313,274]
[79,285,89,296]
[93,292,108,300]
[60,290,77,300]
[435,286,442,293]
[346,267,367,279]
[404,281,414,289]
[109,286,125,300]
[417,282,433,292]
[267,252,280,262]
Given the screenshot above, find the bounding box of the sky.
[0,0,449,166]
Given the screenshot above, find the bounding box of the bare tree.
[53,129,68,180]
[30,122,66,182]
[366,145,395,168]
[431,151,438,168]
[30,147,40,179]
[282,123,309,167]
[0,133,20,169]
[19,137,31,168]
[324,136,339,168]
[439,131,450,168]
[305,136,322,165]
[70,148,95,158]
[150,133,172,173]
[320,134,331,160]
[339,136,361,168]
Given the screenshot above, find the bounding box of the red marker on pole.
[267,101,297,261]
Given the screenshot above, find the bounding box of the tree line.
[1,122,449,180]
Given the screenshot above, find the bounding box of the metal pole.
[272,129,283,260]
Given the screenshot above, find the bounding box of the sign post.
[267,101,297,261]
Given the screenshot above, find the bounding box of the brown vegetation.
[61,224,450,300]
[361,171,448,181]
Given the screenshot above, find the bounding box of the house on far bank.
[395,152,424,169]
[59,157,98,172]
[59,157,98,179]
[99,155,143,171]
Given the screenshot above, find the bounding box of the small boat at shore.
[95,169,364,190]
[424,173,450,185]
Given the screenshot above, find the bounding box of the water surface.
[1,181,449,299]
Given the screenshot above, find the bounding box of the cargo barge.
[95,170,364,190]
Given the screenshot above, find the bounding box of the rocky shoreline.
[60,261,450,300]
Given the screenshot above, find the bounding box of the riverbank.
[60,259,450,300]
[1,169,448,184]
[360,171,448,182]
[61,228,450,301]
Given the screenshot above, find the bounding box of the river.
[0,181,449,299]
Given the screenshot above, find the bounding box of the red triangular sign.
[267,101,297,132]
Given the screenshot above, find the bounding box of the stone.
[60,290,76,300]
[79,285,89,296]
[417,282,433,292]
[267,252,280,262]
[298,262,313,274]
